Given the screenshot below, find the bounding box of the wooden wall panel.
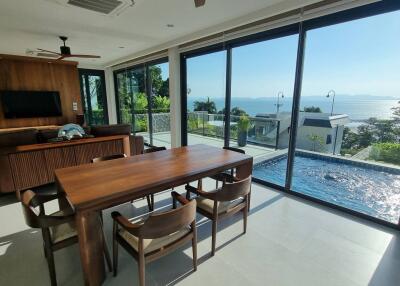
[0,54,82,128]
[8,150,50,191]
[44,146,77,181]
[74,140,124,165]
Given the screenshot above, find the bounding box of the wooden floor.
[0,179,399,286]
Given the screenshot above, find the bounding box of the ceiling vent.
[52,0,134,16]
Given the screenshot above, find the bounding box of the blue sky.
[183,9,400,100]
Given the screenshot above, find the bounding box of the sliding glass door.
[231,35,298,186]
[114,59,169,146]
[79,69,108,125]
[185,51,227,147]
[292,10,400,224]
[180,2,400,227]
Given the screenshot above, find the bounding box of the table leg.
[76,210,106,286]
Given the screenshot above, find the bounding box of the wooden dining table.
[55,144,253,286]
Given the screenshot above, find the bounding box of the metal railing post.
[275,121,281,150]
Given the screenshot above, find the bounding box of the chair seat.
[195,197,243,214]
[119,227,190,254]
[49,210,77,244]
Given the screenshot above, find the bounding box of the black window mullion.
[146,65,154,146]
[224,47,232,148]
[180,54,188,146]
[284,23,306,190]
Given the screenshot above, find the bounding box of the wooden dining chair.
[111,192,197,286]
[20,190,112,286]
[142,146,169,207]
[185,175,251,256]
[91,153,155,212]
[210,146,246,188]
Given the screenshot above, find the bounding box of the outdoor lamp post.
[326,89,336,116]
[275,91,284,114]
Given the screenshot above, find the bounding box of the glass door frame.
[180,0,400,230]
[78,68,109,125]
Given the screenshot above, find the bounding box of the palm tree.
[193,97,217,114]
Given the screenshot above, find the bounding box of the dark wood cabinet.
[0,135,130,194]
[9,150,50,191]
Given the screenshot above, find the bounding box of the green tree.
[152,95,170,112]
[357,124,376,148]
[342,127,359,149]
[193,97,217,114]
[392,101,400,119]
[218,107,248,117]
[365,117,397,143]
[307,134,325,152]
[303,106,322,113]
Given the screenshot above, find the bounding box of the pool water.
[253,155,400,223]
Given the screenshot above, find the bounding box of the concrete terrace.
[140,131,277,159]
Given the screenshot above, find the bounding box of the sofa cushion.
[90,124,131,137]
[0,129,38,148]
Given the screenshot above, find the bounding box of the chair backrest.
[91,153,127,163]
[215,175,251,202]
[144,146,167,154]
[20,190,42,228]
[223,146,245,154]
[138,200,196,239]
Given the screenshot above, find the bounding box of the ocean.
[187,96,399,121]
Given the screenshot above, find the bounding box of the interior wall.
[0,55,82,129]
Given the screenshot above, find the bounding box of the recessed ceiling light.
[166,24,174,28]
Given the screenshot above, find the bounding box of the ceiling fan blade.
[57,55,66,61]
[37,53,59,58]
[37,48,61,55]
[194,0,205,7]
[67,54,101,59]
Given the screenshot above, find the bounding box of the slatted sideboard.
[0,135,130,196]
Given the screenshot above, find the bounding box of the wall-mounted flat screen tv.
[1,90,62,118]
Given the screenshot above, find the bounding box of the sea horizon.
[187,95,400,121]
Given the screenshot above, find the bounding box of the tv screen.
[1,90,62,118]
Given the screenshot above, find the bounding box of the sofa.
[0,124,144,195]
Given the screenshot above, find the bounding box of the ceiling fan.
[36,36,100,61]
[194,0,206,8]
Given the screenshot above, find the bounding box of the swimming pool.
[253,154,400,223]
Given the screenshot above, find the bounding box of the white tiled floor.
[0,179,399,286]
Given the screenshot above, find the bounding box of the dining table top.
[55,144,253,211]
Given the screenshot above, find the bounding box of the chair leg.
[191,222,197,271]
[45,246,57,286]
[113,223,118,277]
[243,204,248,234]
[138,251,145,286]
[186,184,191,200]
[247,188,252,212]
[211,219,217,256]
[103,236,113,273]
[146,194,155,212]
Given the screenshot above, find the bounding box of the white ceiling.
[0,0,321,68]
